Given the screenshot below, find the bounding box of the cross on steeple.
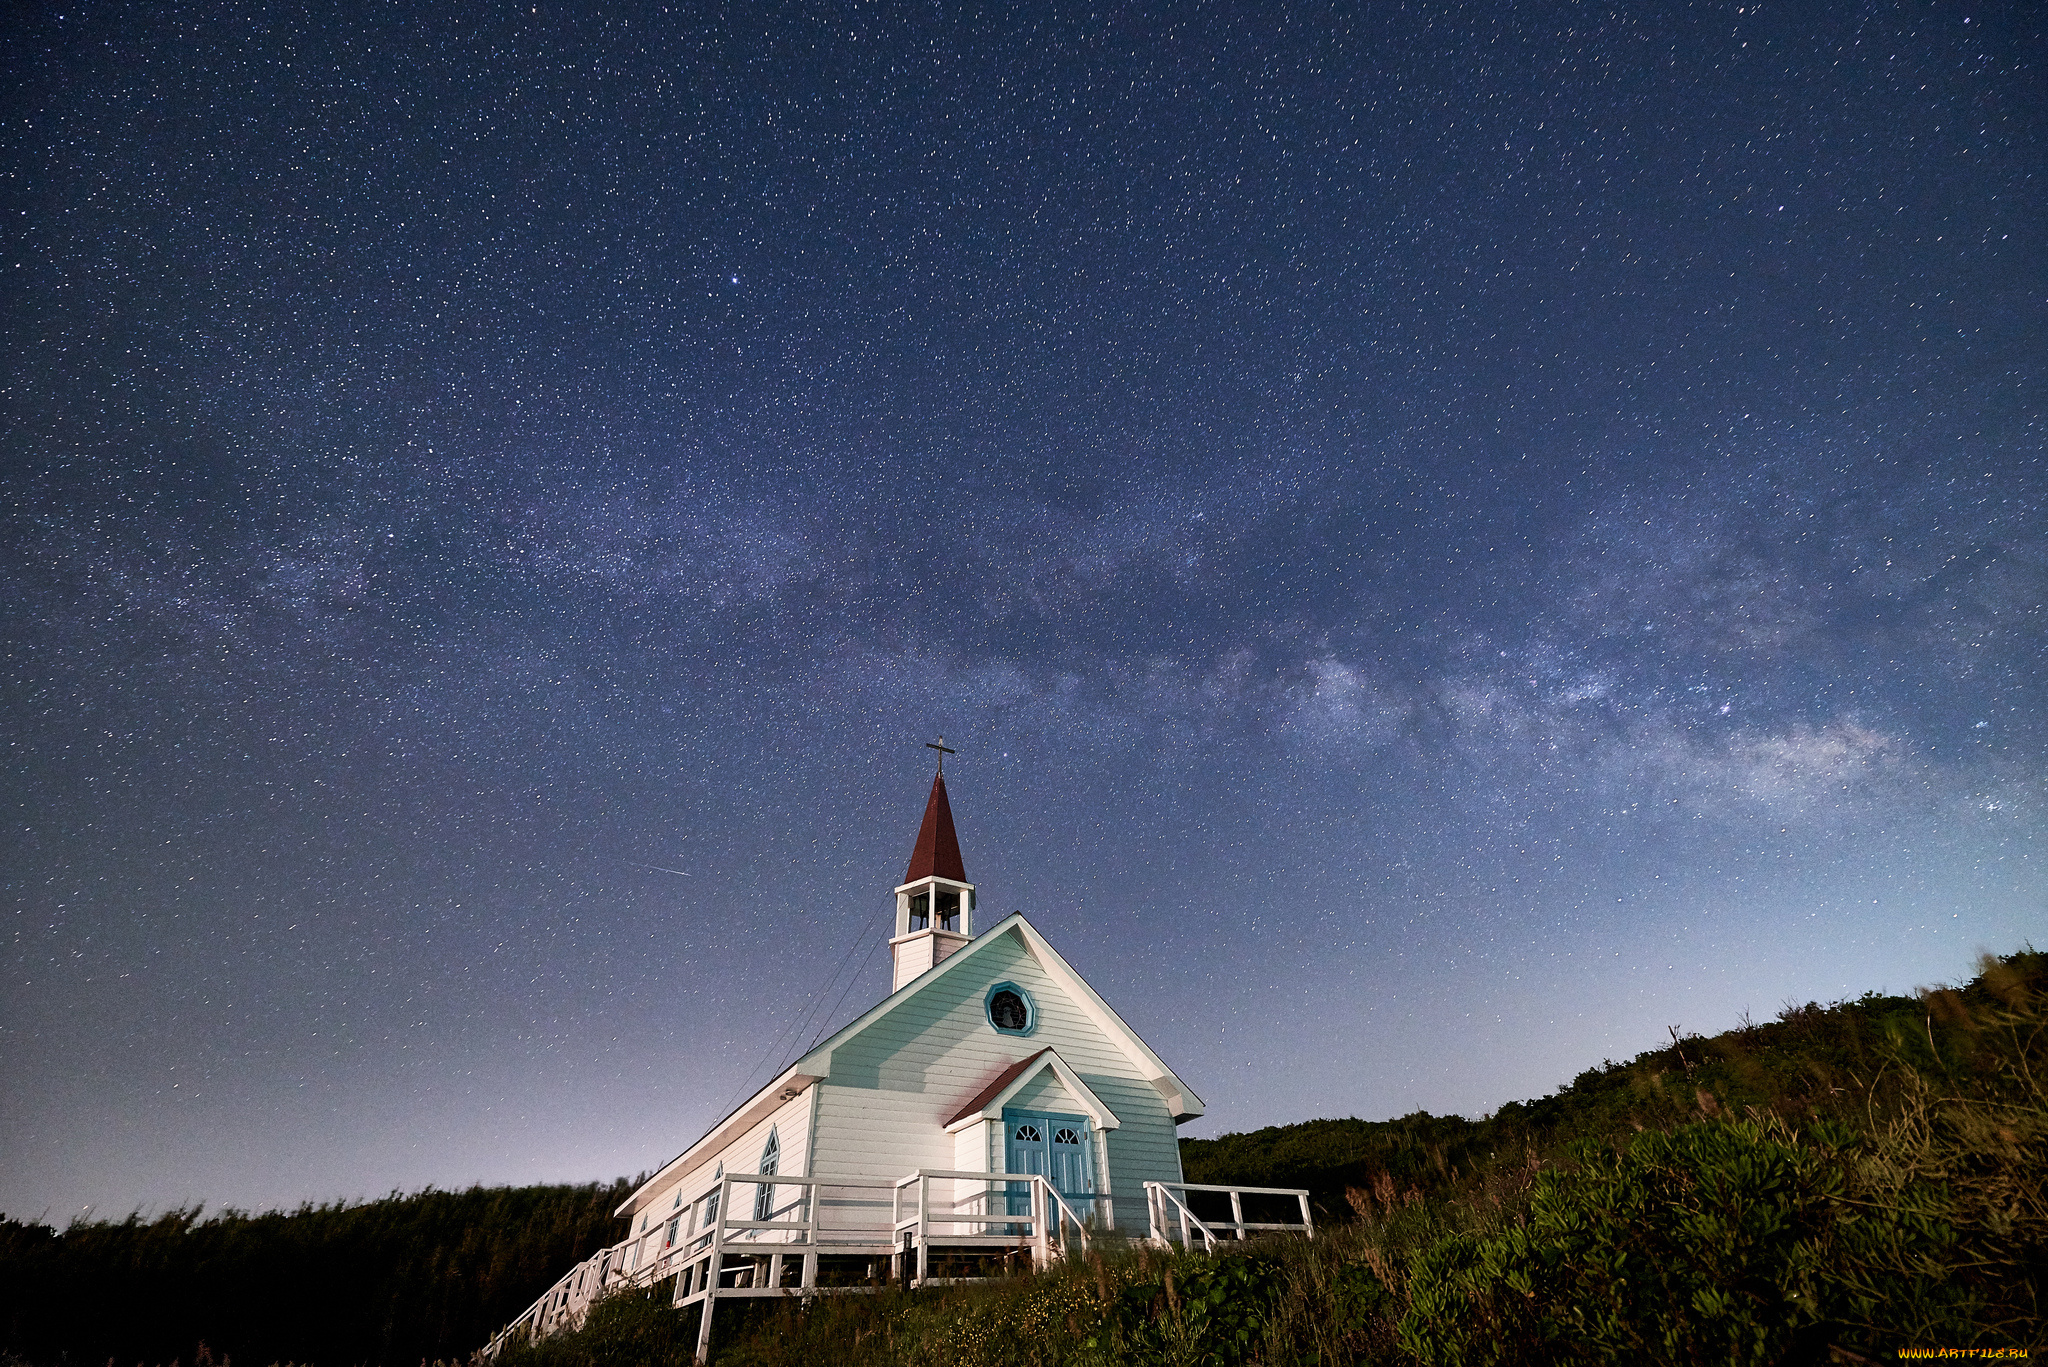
[925,735,956,773]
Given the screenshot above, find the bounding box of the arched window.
[754,1128,781,1221]
[702,1162,723,1230]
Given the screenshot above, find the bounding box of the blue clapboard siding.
[810,926,1184,1233]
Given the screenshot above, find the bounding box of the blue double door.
[1004,1110,1095,1216]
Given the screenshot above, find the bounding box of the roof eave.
[1001,916,1208,1119]
[614,1065,821,1218]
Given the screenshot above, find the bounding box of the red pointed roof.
[905,769,967,883]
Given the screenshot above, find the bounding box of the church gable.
[804,924,1166,1156]
[941,1046,1122,1134]
[800,915,1198,1119]
[1006,1066,1086,1117]
[807,925,1119,1085]
[801,919,1189,1228]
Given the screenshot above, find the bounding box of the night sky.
[4,0,2043,1223]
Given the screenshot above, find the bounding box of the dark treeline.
[0,1179,634,1367]
[1181,969,1989,1221]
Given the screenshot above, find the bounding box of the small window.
[986,981,1035,1034]
[664,1215,679,1248]
[1054,1127,1081,1145]
[1013,1123,1042,1142]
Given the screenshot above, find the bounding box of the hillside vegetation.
[1179,967,1983,1219]
[506,949,2046,1367]
[3,951,2041,1365]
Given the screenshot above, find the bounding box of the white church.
[490,757,1310,1358]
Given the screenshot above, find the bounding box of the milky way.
[3,0,2042,1219]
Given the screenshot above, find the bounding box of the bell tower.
[891,740,976,990]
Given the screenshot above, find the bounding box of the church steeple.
[905,769,967,884]
[890,743,976,990]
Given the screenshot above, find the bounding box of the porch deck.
[485,1171,1312,1363]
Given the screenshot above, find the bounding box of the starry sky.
[3,0,2043,1222]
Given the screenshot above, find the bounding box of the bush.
[1398,953,2048,1366]
[1401,1119,1876,1365]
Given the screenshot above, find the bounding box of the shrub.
[1398,952,2047,1366]
[1400,1119,1883,1365]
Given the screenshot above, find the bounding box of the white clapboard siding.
[811,926,1184,1231]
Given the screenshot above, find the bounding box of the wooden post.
[1230,1190,1245,1241]
[1298,1191,1314,1238]
[916,1175,930,1285]
[694,1175,730,1364]
[693,1288,716,1364]
[1033,1179,1049,1270]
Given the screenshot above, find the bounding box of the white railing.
[490,1175,1318,1360]
[484,1168,1104,1363]
[486,1243,620,1357]
[889,1168,1097,1283]
[1144,1181,1314,1252]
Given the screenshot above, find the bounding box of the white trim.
[800,1066,822,1182]
[942,1048,1123,1134]
[893,875,976,938]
